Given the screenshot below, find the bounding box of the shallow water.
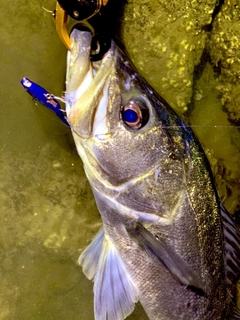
[0,0,148,318]
[0,0,96,318]
[1,0,240,319]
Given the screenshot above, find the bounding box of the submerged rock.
[122,0,217,114]
[209,0,240,125]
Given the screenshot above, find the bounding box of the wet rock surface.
[122,0,240,214]
[209,0,240,125]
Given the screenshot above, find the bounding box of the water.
[1,0,240,319]
[1,1,97,318]
[0,0,147,318]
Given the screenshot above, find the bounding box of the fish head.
[65,27,185,187]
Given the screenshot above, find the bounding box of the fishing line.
[42,7,53,13]
[162,125,240,129]
[42,7,56,17]
[34,96,240,129]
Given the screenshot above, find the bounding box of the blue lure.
[20,77,69,127]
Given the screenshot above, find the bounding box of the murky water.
[0,0,148,318]
[0,1,98,318]
[1,0,240,319]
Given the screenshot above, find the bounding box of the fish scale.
[65,28,240,320]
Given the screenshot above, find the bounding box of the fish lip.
[65,28,115,139]
[70,23,111,61]
[66,27,92,91]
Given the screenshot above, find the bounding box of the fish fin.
[79,228,139,320]
[233,306,240,319]
[78,227,104,280]
[94,236,139,320]
[126,221,204,294]
[220,204,240,298]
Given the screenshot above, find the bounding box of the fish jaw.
[65,28,115,139]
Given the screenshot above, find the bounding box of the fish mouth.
[65,26,115,139]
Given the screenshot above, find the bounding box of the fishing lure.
[20,77,69,127]
[54,0,112,60]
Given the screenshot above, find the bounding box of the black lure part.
[90,32,111,61]
[71,23,111,61]
[57,0,100,21]
[59,0,126,60]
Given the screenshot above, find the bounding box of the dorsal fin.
[233,306,240,319]
[220,204,240,305]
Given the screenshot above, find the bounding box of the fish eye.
[121,98,149,130]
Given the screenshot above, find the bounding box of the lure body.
[20,77,69,126]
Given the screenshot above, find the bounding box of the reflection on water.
[1,0,240,319]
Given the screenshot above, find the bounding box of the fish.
[64,28,240,320]
[20,77,69,126]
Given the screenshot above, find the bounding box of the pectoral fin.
[78,228,139,320]
[126,221,204,295]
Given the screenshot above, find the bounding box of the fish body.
[20,77,69,126]
[65,29,240,320]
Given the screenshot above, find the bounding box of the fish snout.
[65,28,115,139]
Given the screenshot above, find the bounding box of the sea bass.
[65,28,240,320]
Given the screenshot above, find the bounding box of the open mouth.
[70,23,112,61]
[66,26,93,95]
[65,26,115,138]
